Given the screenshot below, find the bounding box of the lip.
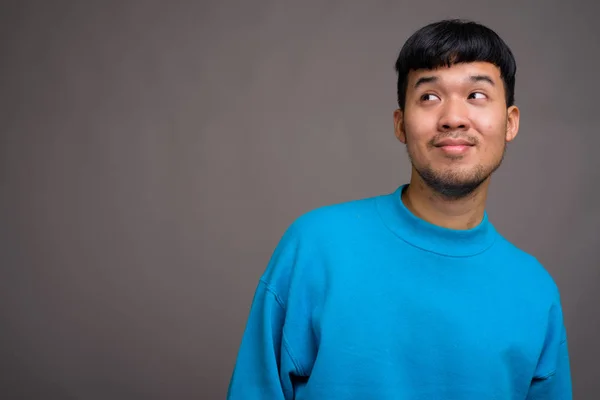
[434,138,475,156]
[436,144,473,155]
[434,138,474,147]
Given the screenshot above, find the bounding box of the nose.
[438,98,470,132]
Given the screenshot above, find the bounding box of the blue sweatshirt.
[227,184,572,399]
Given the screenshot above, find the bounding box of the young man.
[227,19,572,399]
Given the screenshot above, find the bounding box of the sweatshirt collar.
[376,184,497,257]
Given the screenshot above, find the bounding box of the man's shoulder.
[289,192,382,237]
[494,234,560,296]
[261,193,384,288]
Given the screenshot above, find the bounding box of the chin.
[416,165,491,199]
[426,176,487,199]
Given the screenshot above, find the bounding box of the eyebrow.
[414,74,496,88]
[470,75,495,86]
[414,76,438,88]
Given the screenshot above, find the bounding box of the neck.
[402,170,489,230]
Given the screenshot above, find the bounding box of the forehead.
[407,61,502,87]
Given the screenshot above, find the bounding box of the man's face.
[394,61,520,199]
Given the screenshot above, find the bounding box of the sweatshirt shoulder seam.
[258,279,306,376]
[536,339,567,380]
[259,279,286,310]
[282,331,306,376]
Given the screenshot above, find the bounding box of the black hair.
[394,19,516,110]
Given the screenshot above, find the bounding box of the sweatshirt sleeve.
[526,296,573,399]
[227,281,301,399]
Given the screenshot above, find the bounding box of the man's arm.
[527,337,572,399]
[227,281,299,399]
[526,295,573,399]
[227,223,306,399]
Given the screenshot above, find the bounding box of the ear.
[393,109,407,144]
[505,105,520,143]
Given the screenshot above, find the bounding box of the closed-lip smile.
[434,138,474,147]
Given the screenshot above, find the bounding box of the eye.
[468,92,487,100]
[420,93,441,102]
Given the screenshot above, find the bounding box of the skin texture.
[393,61,520,230]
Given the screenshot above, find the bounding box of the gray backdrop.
[1,1,598,399]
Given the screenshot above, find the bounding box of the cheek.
[479,131,507,160]
[473,110,506,135]
[472,116,506,141]
[404,116,433,144]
